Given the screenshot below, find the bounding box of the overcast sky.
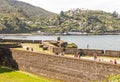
[18,0,120,13]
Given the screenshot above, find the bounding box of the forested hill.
[0,0,55,33]
[0,0,55,18]
[45,9,120,34]
[0,0,120,34]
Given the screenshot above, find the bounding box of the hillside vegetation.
[0,0,55,33]
[44,9,120,34]
[0,0,120,34]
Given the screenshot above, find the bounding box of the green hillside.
[0,0,55,18]
[44,9,120,34]
[0,0,120,34]
[0,0,55,33]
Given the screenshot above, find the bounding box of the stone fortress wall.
[1,39,120,82]
[0,48,120,82]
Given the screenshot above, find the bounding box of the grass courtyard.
[15,43,54,55]
[0,66,61,82]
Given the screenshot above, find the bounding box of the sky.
[18,0,120,13]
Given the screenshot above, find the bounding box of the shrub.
[66,43,77,48]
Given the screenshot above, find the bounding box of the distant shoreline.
[0,33,33,36]
[0,33,120,36]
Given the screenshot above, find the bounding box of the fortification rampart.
[0,48,120,82]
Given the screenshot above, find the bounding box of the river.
[3,35,120,50]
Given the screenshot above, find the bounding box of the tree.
[113,11,119,18]
[60,11,65,17]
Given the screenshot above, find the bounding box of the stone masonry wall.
[53,47,77,55]
[105,50,120,57]
[81,49,104,56]
[0,39,42,43]
[2,48,120,82]
[81,49,120,57]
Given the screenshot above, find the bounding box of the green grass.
[0,66,61,82]
[16,43,54,55]
[103,74,120,82]
[66,43,77,48]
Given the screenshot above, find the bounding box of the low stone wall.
[52,47,62,54]
[105,50,120,57]
[52,47,77,55]
[80,49,120,58]
[65,48,77,54]
[1,48,120,82]
[0,39,42,44]
[0,43,21,48]
[81,49,104,56]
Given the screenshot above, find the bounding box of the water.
[3,35,120,50]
